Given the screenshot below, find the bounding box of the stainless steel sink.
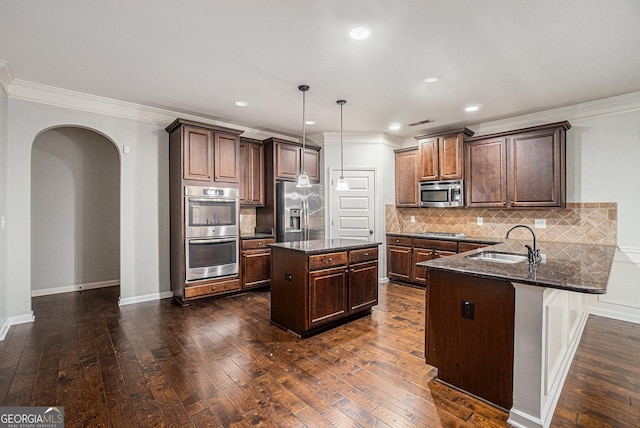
[465,251,528,264]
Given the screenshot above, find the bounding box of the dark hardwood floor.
[0,283,638,427]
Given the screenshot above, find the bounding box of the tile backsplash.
[385,203,617,245]
[240,207,257,235]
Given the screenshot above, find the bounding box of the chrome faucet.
[505,224,541,264]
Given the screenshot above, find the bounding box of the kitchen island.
[419,239,617,428]
[269,239,381,337]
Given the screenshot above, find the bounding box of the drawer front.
[349,247,378,264]
[309,251,348,270]
[184,278,241,298]
[413,238,458,252]
[387,236,412,247]
[241,238,275,250]
[458,242,491,253]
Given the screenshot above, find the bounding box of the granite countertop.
[419,239,617,294]
[240,233,275,240]
[386,232,501,245]
[269,239,381,255]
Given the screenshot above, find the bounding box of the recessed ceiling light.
[389,123,401,130]
[465,105,480,112]
[235,101,248,107]
[424,77,439,83]
[305,120,316,125]
[349,27,370,40]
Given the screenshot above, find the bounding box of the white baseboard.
[118,291,173,306]
[31,280,119,297]
[0,319,10,341]
[378,277,390,284]
[0,311,35,341]
[589,304,640,325]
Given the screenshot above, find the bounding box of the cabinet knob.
[396,239,400,243]
[328,258,333,262]
[364,253,369,256]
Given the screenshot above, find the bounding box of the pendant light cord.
[337,100,346,179]
[301,86,307,173]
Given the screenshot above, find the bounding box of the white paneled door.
[330,169,375,242]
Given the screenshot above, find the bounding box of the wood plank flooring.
[0,283,638,427]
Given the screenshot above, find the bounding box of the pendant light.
[296,84,312,188]
[335,99,350,191]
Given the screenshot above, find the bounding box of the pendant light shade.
[335,99,350,191]
[296,84,312,188]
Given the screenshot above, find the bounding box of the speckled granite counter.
[269,239,381,255]
[418,239,617,293]
[240,233,275,240]
[386,232,501,246]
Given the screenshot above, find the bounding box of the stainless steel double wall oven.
[184,186,239,281]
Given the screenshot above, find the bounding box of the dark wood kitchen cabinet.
[270,243,379,337]
[386,235,458,286]
[415,128,474,182]
[427,269,515,410]
[166,118,244,304]
[465,121,570,208]
[239,138,264,206]
[394,147,419,207]
[274,141,321,183]
[167,118,243,186]
[240,237,274,289]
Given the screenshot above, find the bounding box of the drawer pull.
[364,252,369,256]
[328,258,333,262]
[396,239,400,243]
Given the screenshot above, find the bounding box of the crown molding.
[0,60,14,96]
[470,91,640,137]
[318,131,402,147]
[5,77,294,140]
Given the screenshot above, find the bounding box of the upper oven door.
[185,187,239,238]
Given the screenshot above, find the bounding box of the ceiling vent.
[408,119,434,126]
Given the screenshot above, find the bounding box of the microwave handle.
[189,237,238,245]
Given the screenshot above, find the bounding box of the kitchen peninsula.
[419,239,617,428]
[269,239,381,337]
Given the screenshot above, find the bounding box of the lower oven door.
[185,237,239,281]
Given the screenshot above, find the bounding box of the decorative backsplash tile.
[240,207,257,235]
[385,203,617,245]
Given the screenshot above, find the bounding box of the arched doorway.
[30,126,120,299]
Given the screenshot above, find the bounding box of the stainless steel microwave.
[419,180,464,207]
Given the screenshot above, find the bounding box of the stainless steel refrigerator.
[276,181,325,242]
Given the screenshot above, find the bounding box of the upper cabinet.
[273,140,321,183]
[394,147,419,207]
[415,128,474,181]
[465,121,570,208]
[239,137,264,206]
[166,118,243,185]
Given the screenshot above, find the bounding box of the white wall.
[6,98,170,320]
[31,127,120,292]
[0,82,8,337]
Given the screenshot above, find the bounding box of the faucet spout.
[505,224,540,264]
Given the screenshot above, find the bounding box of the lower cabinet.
[270,245,379,337]
[241,238,275,290]
[386,235,462,286]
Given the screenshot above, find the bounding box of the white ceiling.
[1,0,639,138]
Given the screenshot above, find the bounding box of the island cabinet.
[465,121,570,208]
[166,118,243,185]
[240,237,274,289]
[415,128,474,181]
[427,269,515,410]
[270,241,380,337]
[394,147,420,207]
[239,138,264,206]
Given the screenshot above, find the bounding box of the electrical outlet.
[535,219,547,229]
[123,145,130,154]
[477,217,483,226]
[410,216,416,223]
[461,300,475,320]
[239,214,243,222]
[0,216,5,230]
